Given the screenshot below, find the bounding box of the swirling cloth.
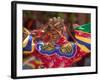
[23,23,91,69]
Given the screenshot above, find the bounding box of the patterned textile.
[23,23,91,69]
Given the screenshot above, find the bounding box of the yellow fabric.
[23,35,30,48]
[76,42,90,53]
[75,35,91,44]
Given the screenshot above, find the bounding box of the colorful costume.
[23,23,91,69]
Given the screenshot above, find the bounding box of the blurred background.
[23,10,90,30]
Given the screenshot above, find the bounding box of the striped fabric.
[74,23,91,53]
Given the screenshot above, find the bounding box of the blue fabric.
[76,38,91,50]
[23,35,33,51]
[36,42,77,58]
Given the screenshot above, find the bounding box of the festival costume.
[23,23,91,69]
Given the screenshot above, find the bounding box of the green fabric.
[75,23,91,33]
